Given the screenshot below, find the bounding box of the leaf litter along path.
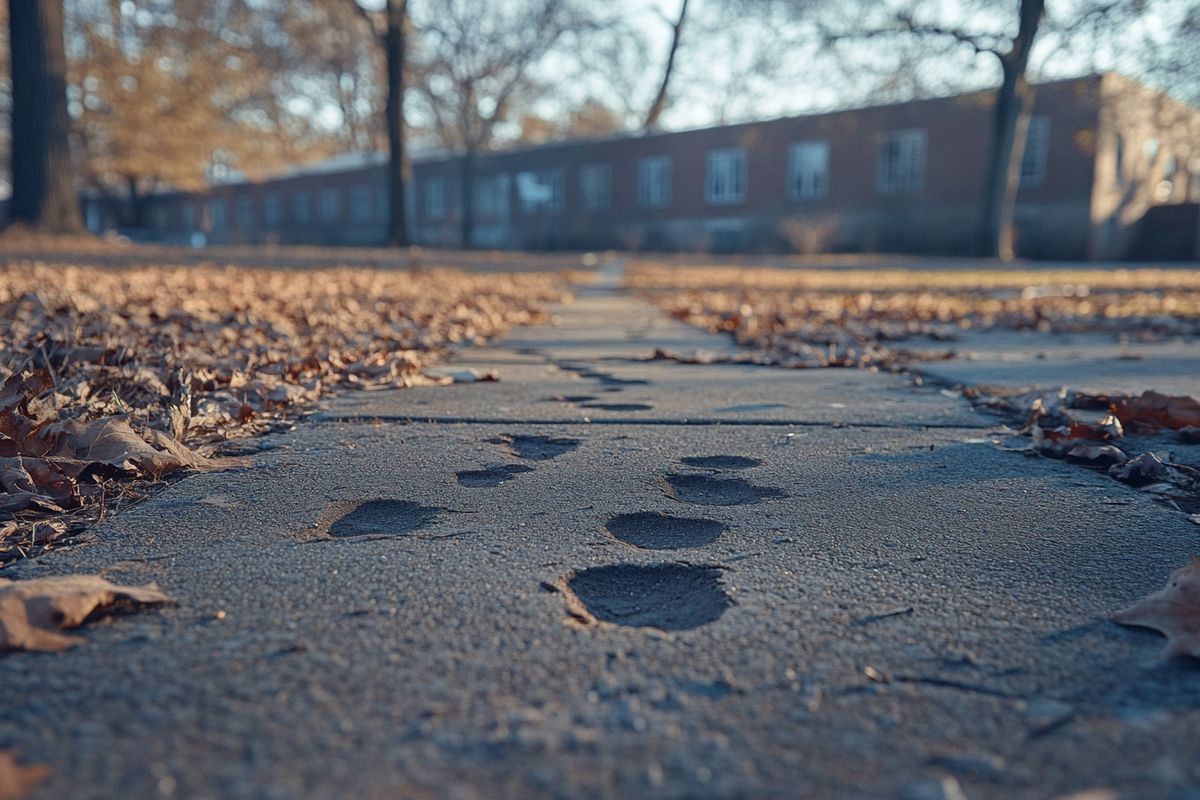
[629,259,1200,513]
[0,243,573,564]
[3,260,1199,800]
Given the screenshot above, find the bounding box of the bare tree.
[412,0,588,247]
[823,0,1151,260]
[642,0,690,131]
[8,0,82,233]
[956,0,1045,260]
[350,0,409,246]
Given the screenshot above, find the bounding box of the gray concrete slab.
[915,329,1200,398]
[2,270,1198,800]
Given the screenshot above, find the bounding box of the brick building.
[103,73,1200,260]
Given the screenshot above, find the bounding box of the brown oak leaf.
[0,575,171,653]
[1114,558,1200,659]
[1109,391,1200,431]
[0,750,50,800]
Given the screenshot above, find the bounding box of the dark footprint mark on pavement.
[661,473,786,505]
[606,512,724,549]
[681,455,763,470]
[561,564,732,631]
[457,464,535,487]
[713,402,791,414]
[547,394,597,404]
[329,499,444,538]
[489,434,580,461]
[558,362,650,387]
[581,402,654,412]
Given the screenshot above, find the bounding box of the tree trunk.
[979,0,1045,260]
[8,0,83,233]
[459,148,476,249]
[642,0,689,132]
[384,0,410,246]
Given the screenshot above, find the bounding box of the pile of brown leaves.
[629,261,1200,367]
[975,387,1200,509]
[1,258,569,562]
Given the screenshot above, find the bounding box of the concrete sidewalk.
[2,268,1198,800]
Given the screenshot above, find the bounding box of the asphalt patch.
[456,464,535,487]
[329,499,444,538]
[661,473,786,505]
[680,455,763,470]
[564,564,732,630]
[605,511,725,549]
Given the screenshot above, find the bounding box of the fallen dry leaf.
[1114,558,1200,659]
[0,250,571,562]
[0,751,49,800]
[629,261,1200,369]
[1108,391,1200,431]
[0,575,171,652]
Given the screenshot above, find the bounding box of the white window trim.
[637,156,672,209]
[787,141,829,200]
[705,148,747,206]
[580,163,612,211]
[877,129,927,194]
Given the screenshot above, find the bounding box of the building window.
[426,177,448,221]
[264,192,282,228]
[209,199,228,231]
[351,185,372,223]
[318,188,341,223]
[637,156,671,209]
[181,204,196,231]
[787,141,829,200]
[877,129,926,194]
[1020,116,1050,187]
[580,163,611,211]
[706,148,747,205]
[475,174,510,220]
[517,169,563,214]
[293,192,310,225]
[235,195,254,229]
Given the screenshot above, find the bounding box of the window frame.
[787,141,830,201]
[877,128,927,194]
[637,156,672,209]
[705,148,747,206]
[1019,115,1050,187]
[580,162,612,211]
